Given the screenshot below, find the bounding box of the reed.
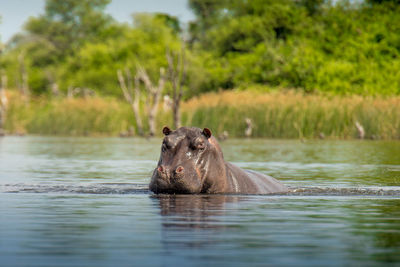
[180,91,400,139]
[5,93,135,136]
[3,90,400,139]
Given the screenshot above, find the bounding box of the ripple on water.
[2,183,400,197]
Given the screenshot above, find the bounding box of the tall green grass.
[3,90,400,139]
[4,93,135,136]
[181,91,400,139]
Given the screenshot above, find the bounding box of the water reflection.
[350,199,400,263]
[154,194,240,229]
[151,194,400,265]
[154,195,233,249]
[21,196,107,258]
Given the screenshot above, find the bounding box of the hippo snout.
[156,165,185,181]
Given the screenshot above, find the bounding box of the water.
[1,136,400,266]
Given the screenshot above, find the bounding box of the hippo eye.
[191,138,205,151]
[162,143,168,152]
[197,142,205,150]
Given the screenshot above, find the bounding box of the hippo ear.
[162,126,172,136]
[202,128,212,139]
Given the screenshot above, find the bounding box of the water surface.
[1,137,399,266]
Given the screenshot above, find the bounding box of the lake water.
[1,136,400,266]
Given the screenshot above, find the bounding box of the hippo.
[149,126,289,194]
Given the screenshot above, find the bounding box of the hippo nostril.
[175,166,184,174]
[157,165,170,181]
[158,166,164,173]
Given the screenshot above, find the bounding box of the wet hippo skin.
[149,126,289,194]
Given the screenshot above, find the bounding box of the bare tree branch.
[18,51,30,103]
[117,69,144,136]
[0,73,8,134]
[133,73,144,136]
[125,67,133,97]
[136,63,154,94]
[166,43,188,129]
[118,63,166,137]
[137,65,165,137]
[117,69,133,104]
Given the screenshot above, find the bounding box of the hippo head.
[149,126,226,194]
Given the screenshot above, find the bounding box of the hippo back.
[225,162,288,194]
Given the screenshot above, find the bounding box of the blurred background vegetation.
[0,0,400,139]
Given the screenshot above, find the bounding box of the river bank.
[2,90,400,139]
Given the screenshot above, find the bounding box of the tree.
[118,68,144,136]
[25,0,113,56]
[298,0,325,15]
[1,0,115,95]
[166,46,188,129]
[0,73,7,135]
[187,0,310,90]
[117,64,166,137]
[59,13,182,96]
[366,0,400,4]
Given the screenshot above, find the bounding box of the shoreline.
[2,90,399,140]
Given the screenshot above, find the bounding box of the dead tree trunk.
[355,121,365,139]
[136,64,166,137]
[46,71,60,97]
[245,118,253,137]
[166,45,188,129]
[0,73,8,135]
[117,69,144,136]
[118,64,166,137]
[18,52,29,102]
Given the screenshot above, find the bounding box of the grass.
[181,91,400,139]
[2,90,400,139]
[4,92,134,136]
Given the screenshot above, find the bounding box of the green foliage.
[189,0,400,95]
[2,0,400,97]
[154,13,182,34]
[25,0,113,54]
[58,13,186,96]
[0,0,116,95]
